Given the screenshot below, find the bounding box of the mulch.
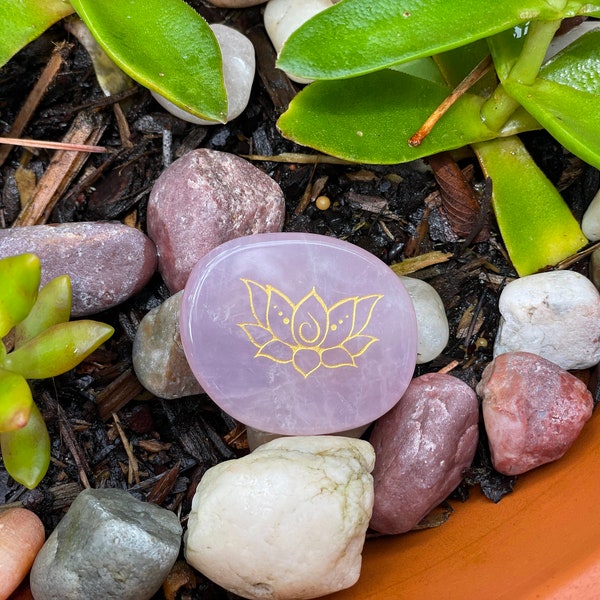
[1,2,599,598]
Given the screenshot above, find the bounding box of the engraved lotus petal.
[353,294,383,335]
[257,339,294,363]
[292,348,321,378]
[239,323,273,348]
[266,286,295,344]
[323,297,356,348]
[321,346,356,369]
[291,288,328,348]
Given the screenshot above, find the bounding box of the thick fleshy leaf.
[473,136,587,275]
[0,0,74,68]
[0,369,32,433]
[1,320,114,379]
[0,254,41,338]
[13,275,72,349]
[277,0,595,80]
[0,402,50,489]
[277,70,539,164]
[69,0,227,122]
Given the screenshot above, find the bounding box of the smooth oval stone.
[368,372,479,535]
[151,24,255,125]
[180,233,418,435]
[0,222,157,316]
[582,187,600,241]
[147,149,285,292]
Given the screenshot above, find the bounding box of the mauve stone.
[0,222,157,317]
[477,351,593,476]
[180,233,418,435]
[147,149,285,292]
[133,291,203,399]
[368,373,479,535]
[30,488,182,600]
[493,270,600,370]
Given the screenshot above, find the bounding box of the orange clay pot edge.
[325,409,600,600]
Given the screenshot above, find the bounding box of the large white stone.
[493,270,600,370]
[400,276,449,363]
[184,436,374,600]
[152,24,255,124]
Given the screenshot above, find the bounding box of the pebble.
[590,246,600,289]
[152,24,255,125]
[0,222,157,317]
[180,233,418,435]
[264,0,337,83]
[493,270,600,370]
[368,372,479,535]
[132,291,203,399]
[477,351,593,475]
[582,187,600,241]
[185,436,374,600]
[399,276,449,363]
[0,508,45,600]
[147,149,285,292]
[30,488,182,600]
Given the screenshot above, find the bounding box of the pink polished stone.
[180,233,418,435]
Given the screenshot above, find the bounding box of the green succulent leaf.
[13,275,72,349]
[277,69,539,164]
[473,136,587,275]
[69,0,227,122]
[0,0,75,68]
[277,0,596,80]
[1,320,114,379]
[0,254,41,338]
[0,401,50,489]
[0,369,32,433]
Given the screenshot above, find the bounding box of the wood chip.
[391,251,453,275]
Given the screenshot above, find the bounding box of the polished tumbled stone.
[369,372,479,534]
[30,488,182,600]
[494,270,600,370]
[133,291,203,399]
[147,149,285,292]
[478,351,593,475]
[180,233,418,435]
[0,222,157,316]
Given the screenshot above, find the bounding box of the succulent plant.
[0,254,114,488]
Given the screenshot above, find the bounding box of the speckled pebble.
[368,373,479,535]
[147,149,285,292]
[133,291,203,399]
[30,488,182,600]
[493,270,600,370]
[0,222,157,317]
[477,351,593,476]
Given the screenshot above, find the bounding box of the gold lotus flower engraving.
[238,278,383,378]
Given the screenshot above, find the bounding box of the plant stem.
[480,19,562,132]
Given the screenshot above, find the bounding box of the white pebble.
[152,24,255,124]
[493,270,600,370]
[582,187,600,241]
[264,0,337,83]
[184,436,374,600]
[400,276,449,363]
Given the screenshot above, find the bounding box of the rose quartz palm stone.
[180,233,417,435]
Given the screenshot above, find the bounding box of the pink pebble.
[369,372,479,535]
[477,351,593,476]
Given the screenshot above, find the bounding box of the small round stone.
[315,195,331,210]
[180,233,418,435]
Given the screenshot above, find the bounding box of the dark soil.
[1,3,599,599]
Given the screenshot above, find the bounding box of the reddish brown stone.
[477,351,593,475]
[368,372,479,535]
[0,222,157,316]
[147,149,285,292]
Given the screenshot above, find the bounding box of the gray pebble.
[0,222,157,317]
[368,373,478,535]
[30,488,182,600]
[147,149,285,292]
[133,291,203,399]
